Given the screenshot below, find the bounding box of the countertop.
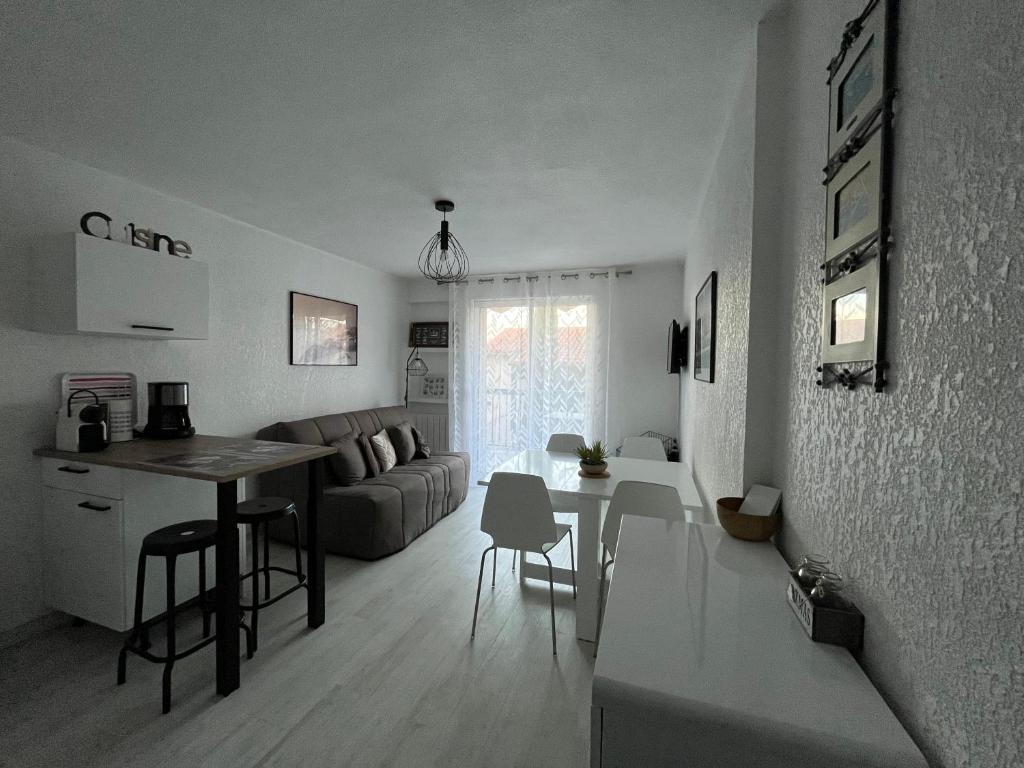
[592,516,927,767]
[34,434,335,482]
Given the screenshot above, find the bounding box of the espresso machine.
[56,390,110,452]
[143,381,196,439]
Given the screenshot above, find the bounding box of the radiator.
[410,410,449,452]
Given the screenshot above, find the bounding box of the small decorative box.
[786,574,864,651]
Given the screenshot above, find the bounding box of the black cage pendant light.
[418,200,469,284]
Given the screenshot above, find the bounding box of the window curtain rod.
[458,269,633,286]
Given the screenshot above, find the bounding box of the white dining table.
[478,448,707,642]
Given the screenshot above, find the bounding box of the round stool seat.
[237,496,297,523]
[141,520,218,557]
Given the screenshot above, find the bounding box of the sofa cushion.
[386,421,417,465]
[322,483,405,559]
[362,471,429,544]
[411,425,431,459]
[313,413,358,446]
[369,429,397,472]
[328,433,367,486]
[358,433,381,477]
[390,463,446,526]
[412,451,470,507]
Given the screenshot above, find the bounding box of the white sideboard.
[41,457,225,631]
[591,517,927,768]
[32,233,209,339]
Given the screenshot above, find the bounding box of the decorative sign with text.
[80,210,193,258]
[786,573,864,651]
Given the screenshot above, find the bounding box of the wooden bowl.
[716,496,780,542]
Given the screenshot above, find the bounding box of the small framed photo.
[825,128,882,262]
[693,271,717,383]
[820,257,879,365]
[290,291,358,366]
[409,321,449,348]
[827,0,889,160]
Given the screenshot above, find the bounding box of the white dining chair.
[545,433,585,452]
[620,436,667,461]
[507,432,587,574]
[593,480,685,656]
[472,472,576,655]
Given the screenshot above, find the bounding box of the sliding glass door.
[471,298,598,478]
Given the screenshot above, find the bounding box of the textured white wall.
[0,137,408,633]
[680,2,1024,766]
[764,3,1024,766]
[678,53,757,509]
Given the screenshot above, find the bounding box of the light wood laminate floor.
[0,488,592,768]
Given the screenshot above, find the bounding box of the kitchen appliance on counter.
[56,390,110,452]
[143,381,196,439]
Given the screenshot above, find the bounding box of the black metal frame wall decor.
[817,0,897,393]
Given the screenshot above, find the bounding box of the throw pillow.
[369,429,397,473]
[386,421,417,465]
[358,433,381,477]
[411,425,431,459]
[328,433,367,486]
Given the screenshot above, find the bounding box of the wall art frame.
[408,321,449,348]
[290,291,358,366]
[694,271,717,383]
[817,0,897,393]
[826,0,890,164]
[825,128,883,262]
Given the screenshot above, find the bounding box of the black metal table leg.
[215,480,240,695]
[306,458,325,628]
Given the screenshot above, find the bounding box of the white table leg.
[575,496,602,642]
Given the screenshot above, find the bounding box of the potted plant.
[575,440,609,477]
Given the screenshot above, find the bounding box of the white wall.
[0,136,409,633]
[606,263,685,450]
[680,2,1024,765]
[678,52,757,510]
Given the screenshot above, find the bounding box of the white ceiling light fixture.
[418,200,469,284]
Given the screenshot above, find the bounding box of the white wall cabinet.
[32,233,209,339]
[41,458,225,631]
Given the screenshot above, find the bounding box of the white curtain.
[449,270,616,481]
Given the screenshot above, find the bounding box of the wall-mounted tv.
[667,319,688,374]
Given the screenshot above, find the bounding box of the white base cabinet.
[40,458,235,632]
[32,233,209,339]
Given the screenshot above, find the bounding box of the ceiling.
[1,0,767,277]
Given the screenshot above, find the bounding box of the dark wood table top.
[34,434,335,482]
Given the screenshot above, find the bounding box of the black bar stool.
[117,520,253,713]
[238,497,306,652]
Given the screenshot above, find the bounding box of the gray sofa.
[256,406,469,560]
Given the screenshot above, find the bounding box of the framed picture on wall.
[290,291,358,366]
[824,128,882,262]
[820,257,880,366]
[827,0,889,161]
[693,271,717,383]
[409,321,449,348]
